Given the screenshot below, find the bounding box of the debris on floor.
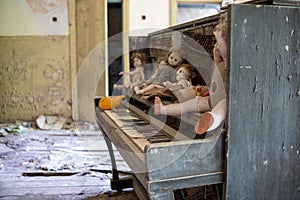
[36,115,67,130]
[0,120,137,199]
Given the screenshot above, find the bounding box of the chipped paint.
[285,45,289,51]
[291,29,294,37]
[0,36,71,123]
[0,0,68,36]
[26,0,67,14]
[240,65,252,69]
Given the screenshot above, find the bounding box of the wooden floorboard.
[0,128,138,199]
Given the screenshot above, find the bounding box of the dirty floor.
[0,122,139,200]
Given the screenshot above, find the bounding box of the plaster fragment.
[297,150,299,154]
[297,89,300,96]
[263,160,268,165]
[256,5,262,8]
[285,45,289,51]
[286,16,289,22]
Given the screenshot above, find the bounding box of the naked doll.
[114,52,146,91]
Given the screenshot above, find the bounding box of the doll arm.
[119,68,139,76]
[140,68,145,81]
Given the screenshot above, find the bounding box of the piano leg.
[133,175,175,200]
[102,131,133,191]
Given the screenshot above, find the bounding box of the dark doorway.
[107,1,123,95]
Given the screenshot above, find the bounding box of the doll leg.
[154,96,210,116]
[173,87,196,103]
[136,84,155,95]
[194,99,226,135]
[113,84,126,90]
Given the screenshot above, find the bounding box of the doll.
[146,63,195,93]
[162,63,194,89]
[154,14,228,135]
[143,57,168,86]
[194,15,227,135]
[114,52,146,91]
[135,49,184,94]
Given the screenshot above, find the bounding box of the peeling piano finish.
[227,3,300,200]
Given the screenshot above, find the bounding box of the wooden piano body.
[95,99,224,199]
[95,2,300,200]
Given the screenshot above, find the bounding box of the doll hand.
[213,43,223,64]
[119,71,125,75]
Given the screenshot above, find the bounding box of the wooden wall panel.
[75,0,107,122]
[226,4,300,199]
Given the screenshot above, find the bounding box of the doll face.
[133,57,143,67]
[176,67,189,81]
[214,28,227,59]
[168,52,182,66]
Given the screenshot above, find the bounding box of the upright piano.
[95,1,300,200]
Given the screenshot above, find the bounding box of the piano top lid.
[226,0,300,6]
[148,13,221,37]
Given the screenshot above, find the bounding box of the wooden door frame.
[69,0,108,121]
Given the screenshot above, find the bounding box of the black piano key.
[132,121,150,126]
[147,137,172,143]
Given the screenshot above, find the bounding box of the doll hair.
[176,63,197,82]
[214,13,228,42]
[156,57,167,65]
[131,52,147,64]
[166,48,185,65]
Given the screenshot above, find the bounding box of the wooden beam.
[68,0,78,120]
[170,0,178,26]
[122,0,130,82]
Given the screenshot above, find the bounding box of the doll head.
[167,51,183,67]
[213,13,228,60]
[175,63,195,82]
[131,52,147,67]
[156,57,167,70]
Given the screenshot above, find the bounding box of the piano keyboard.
[104,108,173,144]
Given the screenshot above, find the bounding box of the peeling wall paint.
[0,0,69,36]
[0,36,71,123]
